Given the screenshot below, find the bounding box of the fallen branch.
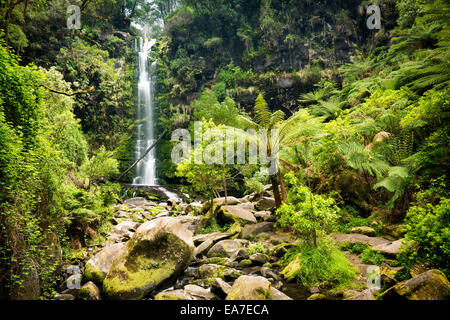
[115,129,169,183]
[41,85,94,96]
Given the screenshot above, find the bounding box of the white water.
[132,35,158,186]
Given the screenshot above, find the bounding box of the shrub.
[399,180,450,275]
[281,238,357,287]
[277,172,340,246]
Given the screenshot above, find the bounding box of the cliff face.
[158,0,398,113]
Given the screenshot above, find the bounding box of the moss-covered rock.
[226,276,272,300]
[381,269,450,300]
[103,217,194,300]
[77,281,101,300]
[240,222,274,239]
[198,264,243,280]
[307,293,327,300]
[351,226,376,236]
[281,254,301,281]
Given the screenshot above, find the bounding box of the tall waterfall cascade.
[132,35,158,186]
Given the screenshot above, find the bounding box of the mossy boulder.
[381,269,450,300]
[198,264,243,280]
[351,226,376,236]
[226,276,272,300]
[241,222,274,239]
[255,197,276,211]
[77,281,101,300]
[219,205,257,224]
[281,254,301,281]
[103,217,194,300]
[84,243,124,284]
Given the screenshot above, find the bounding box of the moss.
[202,257,232,266]
[307,293,327,300]
[103,233,193,299]
[239,259,253,267]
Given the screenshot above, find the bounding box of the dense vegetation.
[0,0,448,299]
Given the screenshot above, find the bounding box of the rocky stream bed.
[54,187,450,301]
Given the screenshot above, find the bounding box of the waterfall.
[132,35,158,186]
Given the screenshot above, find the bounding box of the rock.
[107,221,140,244]
[381,224,405,239]
[241,222,273,239]
[214,197,241,206]
[103,217,195,300]
[230,248,249,262]
[155,289,192,300]
[193,232,230,245]
[255,197,276,211]
[382,269,450,300]
[372,239,405,257]
[212,278,232,296]
[332,233,391,247]
[281,255,301,281]
[344,289,376,300]
[185,202,203,214]
[200,257,233,267]
[207,240,244,258]
[194,239,214,257]
[77,281,101,300]
[184,285,218,300]
[84,243,124,284]
[238,202,255,211]
[254,211,274,222]
[53,293,76,300]
[198,264,243,280]
[270,287,293,300]
[124,197,150,208]
[220,205,257,224]
[410,263,431,277]
[307,293,327,300]
[250,253,270,265]
[226,222,242,239]
[380,265,405,289]
[351,226,376,236]
[226,276,272,300]
[269,243,296,258]
[174,215,202,233]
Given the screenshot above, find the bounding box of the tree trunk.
[278,170,288,202]
[270,174,282,209]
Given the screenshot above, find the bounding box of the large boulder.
[351,226,376,237]
[226,276,272,300]
[372,239,406,257]
[332,233,391,247]
[241,222,274,239]
[255,197,276,211]
[84,243,125,284]
[103,217,195,300]
[77,281,101,300]
[381,269,450,300]
[220,205,257,224]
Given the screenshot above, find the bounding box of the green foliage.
[360,247,385,265]
[281,238,358,287]
[277,172,340,245]
[79,146,119,183]
[248,242,266,255]
[399,180,450,276]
